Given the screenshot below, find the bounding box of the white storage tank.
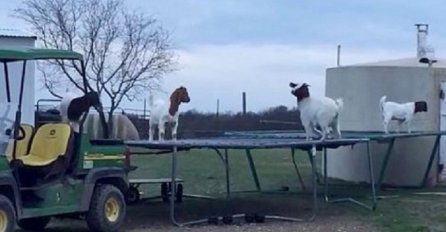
[325,24,446,187]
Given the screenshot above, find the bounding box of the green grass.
[128,148,446,232]
[129,148,314,195]
[355,194,446,232]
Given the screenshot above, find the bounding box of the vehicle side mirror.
[4,128,11,136]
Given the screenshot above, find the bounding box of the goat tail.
[335,98,344,112]
[379,95,387,112]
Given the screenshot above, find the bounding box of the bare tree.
[15,0,176,138]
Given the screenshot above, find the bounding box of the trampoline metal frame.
[127,138,370,227]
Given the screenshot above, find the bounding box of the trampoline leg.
[170,146,180,226]
[245,149,261,191]
[367,142,377,210]
[308,150,321,184]
[377,138,395,191]
[169,146,209,227]
[291,148,306,191]
[324,142,377,211]
[310,146,317,221]
[422,135,441,187]
[324,148,328,202]
[212,148,231,198]
[225,149,231,198]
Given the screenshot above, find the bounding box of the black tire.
[207,216,218,225]
[244,213,255,223]
[125,186,140,205]
[254,213,265,223]
[161,183,168,202]
[0,195,15,232]
[175,184,183,203]
[86,184,126,232]
[222,215,233,224]
[18,216,51,231]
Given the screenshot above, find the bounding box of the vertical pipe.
[366,142,377,210]
[310,145,317,221]
[337,45,341,67]
[422,135,441,187]
[225,149,230,198]
[242,92,246,115]
[377,138,395,190]
[170,146,178,225]
[3,62,10,103]
[216,98,220,118]
[245,149,261,191]
[143,98,146,119]
[324,148,328,202]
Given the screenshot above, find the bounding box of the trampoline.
[224,130,444,190]
[125,130,444,227]
[126,137,371,226]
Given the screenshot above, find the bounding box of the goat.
[59,91,102,133]
[83,114,140,140]
[379,95,427,134]
[149,86,190,141]
[290,82,343,141]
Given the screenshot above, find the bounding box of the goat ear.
[303,83,310,87]
[289,82,297,88]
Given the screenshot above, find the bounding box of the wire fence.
[35,99,151,120]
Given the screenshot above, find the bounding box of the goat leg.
[148,124,154,141]
[406,121,412,134]
[383,120,389,134]
[171,121,178,141]
[158,122,165,141]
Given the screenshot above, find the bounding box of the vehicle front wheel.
[0,195,15,232]
[86,184,126,232]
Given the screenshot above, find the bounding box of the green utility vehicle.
[0,48,130,232]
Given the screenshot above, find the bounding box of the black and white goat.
[379,95,427,134]
[290,82,343,141]
[59,92,102,132]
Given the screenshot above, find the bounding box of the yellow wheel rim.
[105,197,120,222]
[0,210,8,231]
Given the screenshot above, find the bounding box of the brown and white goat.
[149,86,190,141]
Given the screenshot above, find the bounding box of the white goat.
[83,114,140,140]
[290,82,343,141]
[379,95,427,134]
[149,86,190,141]
[59,92,101,133]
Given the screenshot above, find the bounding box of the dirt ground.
[28,194,381,232]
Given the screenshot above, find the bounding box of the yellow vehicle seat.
[18,123,72,166]
[5,124,34,161]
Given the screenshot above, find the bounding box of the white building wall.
[325,65,445,186]
[0,36,36,125]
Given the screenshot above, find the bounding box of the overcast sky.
[1,0,446,113]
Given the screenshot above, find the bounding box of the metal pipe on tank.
[415,24,429,59]
[337,45,341,67]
